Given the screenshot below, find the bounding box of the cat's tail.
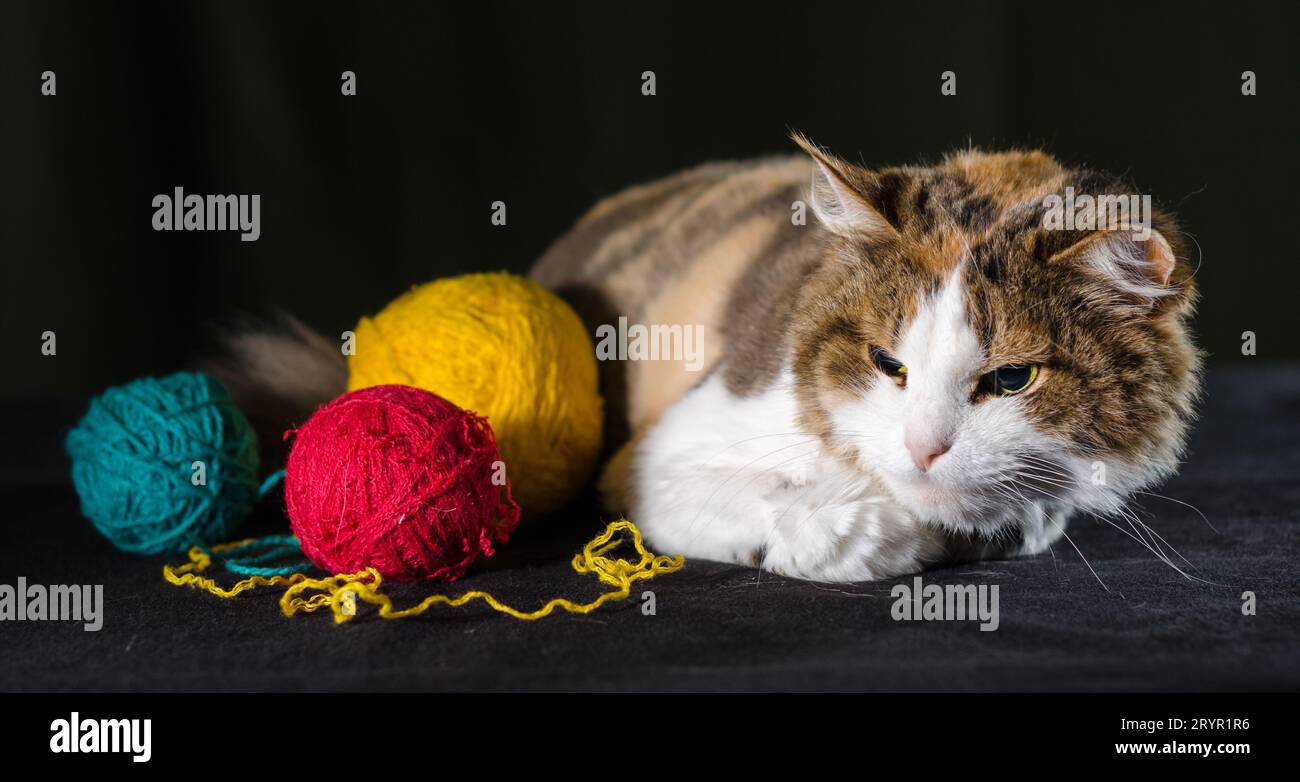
[199,315,346,461]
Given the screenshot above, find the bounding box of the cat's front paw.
[760,494,943,583]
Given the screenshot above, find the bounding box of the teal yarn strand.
[213,535,313,576]
[220,473,311,574]
[65,372,262,555]
[258,469,285,499]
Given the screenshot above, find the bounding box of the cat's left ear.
[791,132,898,238]
[1051,228,1182,301]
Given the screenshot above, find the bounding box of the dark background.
[1,0,1297,400]
[1,1,1298,698]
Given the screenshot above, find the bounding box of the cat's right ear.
[791,131,896,238]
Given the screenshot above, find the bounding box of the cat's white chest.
[630,368,948,581]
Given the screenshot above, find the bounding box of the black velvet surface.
[1,367,1297,692]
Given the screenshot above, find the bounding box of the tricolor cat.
[228,135,1201,583]
[530,134,1201,581]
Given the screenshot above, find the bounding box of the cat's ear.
[791,132,897,238]
[1051,228,1180,300]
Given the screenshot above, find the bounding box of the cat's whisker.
[1100,499,1176,564]
[1097,508,1215,584]
[1110,500,1211,580]
[1055,524,1111,593]
[701,449,825,520]
[1009,468,1076,490]
[684,440,823,542]
[1003,473,1072,503]
[703,433,821,467]
[1091,513,1179,571]
[1002,472,1203,580]
[1110,501,1171,559]
[689,446,836,549]
[1134,490,1218,533]
[1014,453,1080,474]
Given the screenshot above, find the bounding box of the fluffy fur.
[533,135,1201,581]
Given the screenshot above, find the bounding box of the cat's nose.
[905,432,951,473]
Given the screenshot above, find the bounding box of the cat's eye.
[871,348,908,384]
[983,364,1039,396]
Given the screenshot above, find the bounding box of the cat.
[218,134,1201,583]
[528,134,1201,581]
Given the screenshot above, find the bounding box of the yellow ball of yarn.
[347,272,603,518]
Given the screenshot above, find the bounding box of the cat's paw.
[759,493,941,582]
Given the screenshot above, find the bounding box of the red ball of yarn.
[284,384,520,581]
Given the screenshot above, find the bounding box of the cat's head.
[788,134,1202,539]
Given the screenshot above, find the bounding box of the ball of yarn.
[65,372,260,555]
[284,384,521,581]
[347,272,602,518]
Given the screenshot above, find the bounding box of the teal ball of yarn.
[66,372,261,555]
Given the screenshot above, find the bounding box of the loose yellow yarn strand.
[163,538,313,597]
[163,520,683,623]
